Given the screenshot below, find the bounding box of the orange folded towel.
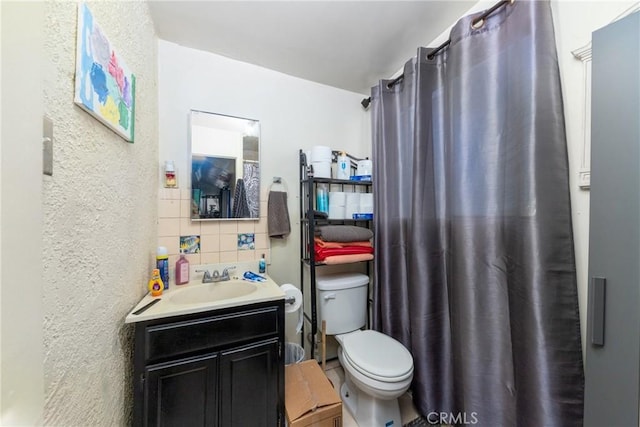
[323,253,374,265]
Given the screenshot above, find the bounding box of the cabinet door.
[584,11,640,427]
[219,339,281,427]
[145,353,218,427]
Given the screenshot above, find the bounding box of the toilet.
[317,273,414,427]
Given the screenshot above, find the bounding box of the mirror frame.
[188,110,261,221]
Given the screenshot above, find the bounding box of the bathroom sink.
[170,281,258,305]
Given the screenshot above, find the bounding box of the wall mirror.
[189,110,260,220]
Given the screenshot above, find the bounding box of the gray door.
[584,11,640,427]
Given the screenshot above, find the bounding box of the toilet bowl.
[336,330,414,427]
[315,273,414,426]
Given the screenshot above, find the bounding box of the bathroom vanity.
[126,272,285,427]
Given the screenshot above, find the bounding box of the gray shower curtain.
[371,1,584,426]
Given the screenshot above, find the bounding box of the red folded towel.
[314,244,374,261]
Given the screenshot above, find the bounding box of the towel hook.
[269,176,288,193]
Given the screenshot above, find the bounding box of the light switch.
[43,116,53,176]
[578,169,590,189]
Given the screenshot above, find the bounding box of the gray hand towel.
[317,225,373,242]
[268,191,291,239]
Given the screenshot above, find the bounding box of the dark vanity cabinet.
[132,300,284,427]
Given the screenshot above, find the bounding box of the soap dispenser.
[259,254,266,274]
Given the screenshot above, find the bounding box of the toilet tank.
[316,273,369,335]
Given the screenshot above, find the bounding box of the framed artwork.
[74,3,135,142]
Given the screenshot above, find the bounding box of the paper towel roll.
[281,284,303,334]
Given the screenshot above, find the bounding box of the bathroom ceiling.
[148,1,477,94]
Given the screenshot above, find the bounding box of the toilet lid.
[341,330,413,381]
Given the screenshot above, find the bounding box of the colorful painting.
[74,3,135,142]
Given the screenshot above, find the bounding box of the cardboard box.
[285,360,342,427]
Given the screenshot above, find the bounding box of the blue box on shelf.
[349,175,372,182]
[352,213,373,220]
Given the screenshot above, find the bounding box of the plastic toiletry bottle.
[156,246,169,290]
[316,184,329,214]
[259,254,266,274]
[336,151,350,180]
[175,250,190,285]
[164,161,177,188]
[148,268,164,297]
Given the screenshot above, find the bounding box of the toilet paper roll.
[281,284,303,334]
[329,191,347,206]
[345,192,360,204]
[328,204,346,219]
[311,161,331,178]
[345,192,360,219]
[359,193,373,205]
[359,193,373,213]
[311,145,332,162]
[345,203,359,219]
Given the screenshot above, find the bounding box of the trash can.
[284,342,305,365]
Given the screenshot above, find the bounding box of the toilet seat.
[340,330,413,382]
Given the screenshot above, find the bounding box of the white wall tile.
[201,221,220,235]
[237,221,255,233]
[159,199,181,218]
[180,217,201,235]
[220,221,238,234]
[158,218,180,237]
[238,250,256,262]
[220,234,238,251]
[159,188,181,200]
[179,199,192,218]
[201,234,220,253]
[255,233,268,250]
[219,251,238,263]
[201,252,220,264]
[158,236,180,255]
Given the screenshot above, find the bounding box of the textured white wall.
[42,2,157,425]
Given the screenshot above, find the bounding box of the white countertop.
[125,272,285,324]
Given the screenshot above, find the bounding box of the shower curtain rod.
[361,0,514,109]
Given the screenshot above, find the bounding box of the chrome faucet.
[196,266,236,283]
[221,266,236,281]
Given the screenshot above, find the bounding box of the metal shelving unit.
[298,150,373,360]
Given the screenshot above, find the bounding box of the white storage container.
[316,273,369,335]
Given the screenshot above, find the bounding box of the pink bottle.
[175,250,189,285]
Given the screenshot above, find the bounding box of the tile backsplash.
[158,188,269,267]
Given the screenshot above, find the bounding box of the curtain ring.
[471,18,485,30]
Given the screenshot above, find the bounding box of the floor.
[323,359,421,427]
